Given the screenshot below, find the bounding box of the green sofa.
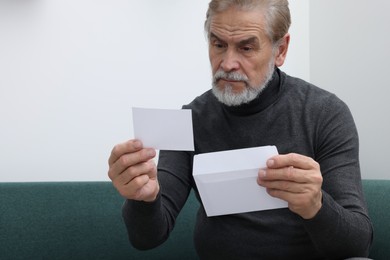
[0,180,388,260]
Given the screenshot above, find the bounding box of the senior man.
[108,0,373,259]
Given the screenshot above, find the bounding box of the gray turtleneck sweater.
[122,69,373,259]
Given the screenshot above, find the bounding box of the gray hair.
[204,0,291,46]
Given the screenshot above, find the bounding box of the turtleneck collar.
[221,68,282,116]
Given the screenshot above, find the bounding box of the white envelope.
[193,146,288,217]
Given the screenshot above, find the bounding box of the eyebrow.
[209,33,224,42]
[209,33,259,46]
[239,36,259,46]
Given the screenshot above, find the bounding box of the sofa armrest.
[362,179,390,259]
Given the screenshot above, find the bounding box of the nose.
[220,49,240,72]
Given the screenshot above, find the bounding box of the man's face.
[208,7,276,106]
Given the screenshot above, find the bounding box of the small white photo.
[132,107,194,151]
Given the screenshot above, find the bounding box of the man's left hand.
[257,153,323,219]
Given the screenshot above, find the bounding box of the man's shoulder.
[282,71,328,94]
[281,71,343,104]
[183,90,217,111]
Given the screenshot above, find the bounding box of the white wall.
[310,0,390,179]
[283,0,310,81]
[0,1,309,182]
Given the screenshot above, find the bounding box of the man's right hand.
[108,139,159,202]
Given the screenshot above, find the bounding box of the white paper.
[132,107,194,151]
[193,146,287,217]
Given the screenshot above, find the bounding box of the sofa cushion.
[0,182,199,260]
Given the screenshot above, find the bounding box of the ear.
[274,33,290,67]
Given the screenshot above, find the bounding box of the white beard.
[212,60,275,106]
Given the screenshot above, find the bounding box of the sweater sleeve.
[122,150,194,250]
[303,94,373,257]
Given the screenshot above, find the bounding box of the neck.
[222,68,281,116]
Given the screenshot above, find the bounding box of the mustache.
[213,70,249,83]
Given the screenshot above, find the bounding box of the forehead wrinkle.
[210,22,264,44]
[209,10,267,43]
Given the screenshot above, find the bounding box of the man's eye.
[214,43,225,49]
[241,46,253,52]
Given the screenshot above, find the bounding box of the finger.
[108,148,156,180]
[267,187,291,200]
[267,153,319,170]
[266,187,323,219]
[112,160,157,187]
[259,165,309,183]
[127,174,150,193]
[117,174,150,200]
[259,178,309,193]
[266,188,304,208]
[108,139,142,166]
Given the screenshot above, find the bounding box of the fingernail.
[259,170,266,178]
[147,149,155,157]
[133,140,141,149]
[267,159,274,167]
